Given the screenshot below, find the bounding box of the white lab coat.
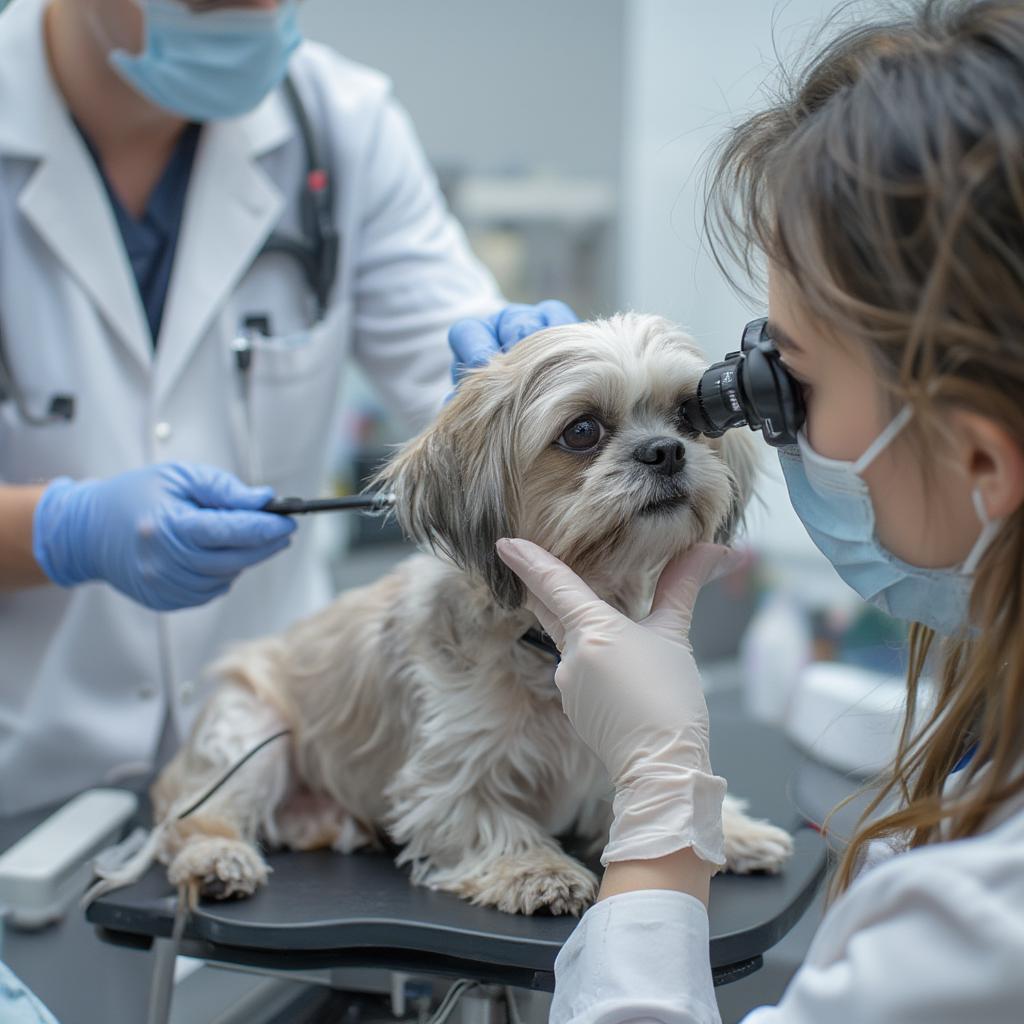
[552,776,1024,1023]
[0,0,501,813]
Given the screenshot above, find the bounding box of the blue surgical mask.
[779,408,1001,635]
[109,0,302,122]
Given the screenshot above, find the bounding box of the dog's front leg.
[386,753,598,917]
[151,682,292,899]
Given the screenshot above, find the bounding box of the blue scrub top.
[77,122,202,345]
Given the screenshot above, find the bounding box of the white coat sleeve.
[350,95,504,432]
[551,857,1024,1024]
[551,891,722,1024]
[740,856,1024,1023]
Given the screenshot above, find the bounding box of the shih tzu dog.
[143,314,793,916]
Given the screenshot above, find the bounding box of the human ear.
[954,410,1024,520]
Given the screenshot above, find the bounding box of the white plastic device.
[784,661,934,778]
[0,788,138,928]
[740,591,813,725]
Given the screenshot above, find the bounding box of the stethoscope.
[0,74,340,427]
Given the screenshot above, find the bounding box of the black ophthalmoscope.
[678,317,806,448]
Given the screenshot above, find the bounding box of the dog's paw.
[445,849,598,916]
[167,837,269,899]
[722,814,794,875]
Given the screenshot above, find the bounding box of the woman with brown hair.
[474,0,1024,1020]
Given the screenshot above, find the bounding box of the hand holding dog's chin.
[495,536,732,880]
[494,538,742,648]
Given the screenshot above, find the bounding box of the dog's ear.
[372,387,525,610]
[713,428,760,544]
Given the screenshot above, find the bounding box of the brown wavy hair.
[705,0,1024,896]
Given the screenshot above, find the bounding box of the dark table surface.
[83,697,828,991]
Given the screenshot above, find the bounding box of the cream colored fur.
[150,314,793,915]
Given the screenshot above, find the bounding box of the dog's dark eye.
[676,401,701,440]
[558,416,605,453]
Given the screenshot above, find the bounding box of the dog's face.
[377,314,758,609]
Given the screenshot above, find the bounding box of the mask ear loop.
[962,489,1001,574]
[852,406,915,474]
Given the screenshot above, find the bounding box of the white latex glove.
[496,538,744,868]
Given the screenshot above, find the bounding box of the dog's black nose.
[633,437,686,476]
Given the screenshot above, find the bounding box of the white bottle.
[740,590,813,725]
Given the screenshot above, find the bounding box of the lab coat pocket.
[249,326,333,382]
[246,308,350,486]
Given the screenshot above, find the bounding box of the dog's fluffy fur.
[149,314,793,915]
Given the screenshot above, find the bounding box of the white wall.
[299,0,625,178]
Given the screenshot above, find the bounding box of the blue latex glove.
[33,463,296,611]
[448,299,579,385]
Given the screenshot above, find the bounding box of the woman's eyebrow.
[766,321,803,354]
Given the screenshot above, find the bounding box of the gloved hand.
[496,537,742,868]
[448,299,578,385]
[33,463,296,611]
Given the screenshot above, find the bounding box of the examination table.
[2,695,830,1024]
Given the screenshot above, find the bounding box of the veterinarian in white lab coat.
[464,3,1024,1021]
[0,0,584,817]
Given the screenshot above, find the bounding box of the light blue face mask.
[779,408,1001,635]
[109,0,302,122]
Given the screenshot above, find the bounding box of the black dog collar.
[519,626,560,661]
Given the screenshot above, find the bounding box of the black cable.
[176,729,292,821]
